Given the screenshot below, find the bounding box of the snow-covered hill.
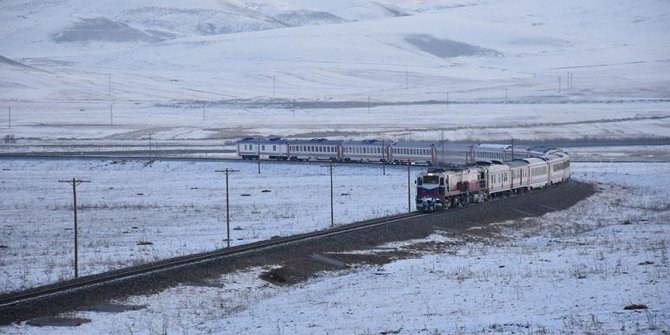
[1,0,668,102]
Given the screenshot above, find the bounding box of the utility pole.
[256,138,261,174]
[407,162,411,212]
[329,162,334,227]
[215,168,239,248]
[381,139,386,175]
[440,130,445,165]
[58,178,90,279]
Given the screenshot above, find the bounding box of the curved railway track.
[0,180,595,325]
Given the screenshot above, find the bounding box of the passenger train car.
[236,137,554,166]
[235,136,570,213]
[415,151,571,212]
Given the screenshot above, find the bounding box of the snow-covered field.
[1,0,669,333]
[0,158,416,292]
[2,163,668,334]
[1,0,669,146]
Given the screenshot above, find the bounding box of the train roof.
[523,157,547,164]
[343,139,384,146]
[435,142,474,149]
[291,138,342,145]
[506,160,530,168]
[392,141,437,148]
[237,137,288,144]
[527,145,558,154]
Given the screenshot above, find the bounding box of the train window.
[439,177,444,186]
[262,145,265,150]
[273,145,276,151]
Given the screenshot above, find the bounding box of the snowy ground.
[1,0,669,333]
[1,164,668,334]
[0,158,416,292]
[1,0,669,147]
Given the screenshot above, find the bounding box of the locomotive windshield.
[422,175,440,184]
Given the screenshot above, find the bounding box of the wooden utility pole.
[329,162,334,227]
[58,178,90,279]
[256,138,261,174]
[407,162,411,212]
[381,139,386,176]
[215,168,239,248]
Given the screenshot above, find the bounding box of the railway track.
[0,210,431,323]
[0,180,595,325]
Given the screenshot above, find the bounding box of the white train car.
[546,152,571,184]
[474,144,512,162]
[485,162,512,197]
[289,138,342,161]
[237,137,289,160]
[524,157,550,189]
[507,160,530,193]
[342,139,386,163]
[389,141,436,165]
[435,143,476,166]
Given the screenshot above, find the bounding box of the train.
[236,136,571,213]
[236,137,548,166]
[414,149,571,212]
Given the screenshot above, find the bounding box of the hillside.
[1,0,668,102]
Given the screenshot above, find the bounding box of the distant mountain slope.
[0,0,668,102]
